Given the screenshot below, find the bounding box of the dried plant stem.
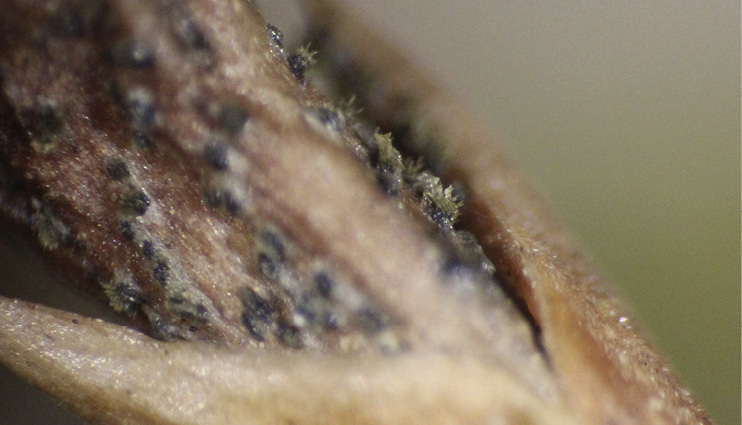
[0,0,713,424]
[0,297,576,425]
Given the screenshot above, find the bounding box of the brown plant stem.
[0,0,714,424]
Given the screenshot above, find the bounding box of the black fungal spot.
[20,106,64,146]
[153,261,170,286]
[204,189,222,207]
[172,301,209,324]
[131,129,153,148]
[316,107,342,131]
[295,299,318,323]
[258,253,278,280]
[357,307,389,332]
[247,293,274,322]
[278,324,302,349]
[440,253,469,279]
[322,313,340,330]
[106,158,130,181]
[204,143,228,170]
[31,201,72,250]
[288,54,308,80]
[125,88,156,130]
[204,188,242,215]
[150,315,179,341]
[172,14,209,50]
[429,209,450,229]
[141,239,155,259]
[217,104,248,136]
[314,272,334,298]
[122,190,150,216]
[260,228,286,260]
[225,196,242,215]
[168,296,184,305]
[423,195,455,230]
[255,228,286,280]
[240,288,276,341]
[119,220,135,240]
[266,24,283,49]
[114,281,147,314]
[376,171,401,196]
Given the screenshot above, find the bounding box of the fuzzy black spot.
[20,106,64,145]
[287,54,307,80]
[423,198,453,229]
[322,313,340,330]
[243,291,274,322]
[172,15,209,50]
[120,220,135,241]
[225,196,242,215]
[296,299,318,323]
[217,104,248,136]
[204,143,228,170]
[172,301,209,323]
[141,239,155,259]
[258,253,278,280]
[115,281,146,313]
[428,208,449,228]
[106,158,130,181]
[131,130,153,148]
[266,24,283,49]
[168,296,184,305]
[260,228,286,260]
[122,190,150,216]
[441,253,468,278]
[31,202,72,249]
[376,171,401,196]
[153,261,170,286]
[204,188,242,215]
[204,189,221,208]
[357,307,388,332]
[126,89,156,130]
[205,188,227,207]
[317,107,341,131]
[150,316,179,341]
[240,288,275,341]
[314,272,334,298]
[278,324,302,349]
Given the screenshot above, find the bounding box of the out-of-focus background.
[326,0,738,423]
[0,1,738,424]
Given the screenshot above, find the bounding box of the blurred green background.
[336,0,739,423]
